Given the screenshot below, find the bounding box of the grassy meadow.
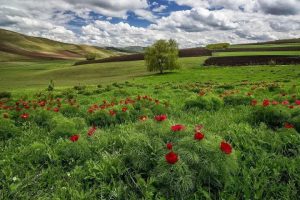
[1,35,300,199]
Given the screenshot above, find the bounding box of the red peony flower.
[109,110,116,116]
[155,114,167,121]
[70,134,80,142]
[166,142,173,150]
[295,100,300,105]
[220,141,232,154]
[53,107,59,112]
[262,99,270,107]
[251,99,257,106]
[171,124,185,132]
[284,123,294,129]
[165,151,179,164]
[122,107,128,112]
[87,126,97,136]
[20,113,29,119]
[194,132,204,140]
[139,115,147,121]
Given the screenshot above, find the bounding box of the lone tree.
[145,39,180,74]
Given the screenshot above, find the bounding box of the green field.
[1,34,300,199]
[230,43,300,48]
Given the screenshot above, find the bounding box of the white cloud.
[153,5,167,13]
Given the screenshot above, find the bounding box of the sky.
[0,0,300,48]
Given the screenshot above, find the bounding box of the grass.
[213,51,300,57]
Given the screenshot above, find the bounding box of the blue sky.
[0,0,300,47]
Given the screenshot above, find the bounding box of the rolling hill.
[0,29,122,61]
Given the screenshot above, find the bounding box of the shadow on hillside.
[139,71,178,78]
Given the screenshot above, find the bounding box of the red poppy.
[289,105,294,109]
[122,107,128,112]
[20,113,29,119]
[166,142,173,150]
[165,151,179,164]
[70,134,80,142]
[87,126,97,136]
[284,123,294,129]
[220,141,232,154]
[88,108,94,113]
[295,100,300,105]
[251,100,257,106]
[109,110,116,116]
[139,115,147,121]
[39,101,46,107]
[171,124,185,132]
[155,114,167,121]
[53,107,59,112]
[263,99,270,107]
[194,132,204,140]
[272,101,279,105]
[282,100,289,105]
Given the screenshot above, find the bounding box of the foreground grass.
[1,57,300,199]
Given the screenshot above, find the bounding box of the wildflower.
[194,132,204,140]
[272,101,279,105]
[251,99,257,106]
[122,107,128,112]
[20,113,29,119]
[109,110,116,116]
[289,105,294,109]
[220,141,232,154]
[263,99,270,107]
[284,123,294,129]
[70,134,79,142]
[166,142,173,150]
[155,114,167,121]
[139,115,147,121]
[282,100,289,105]
[171,124,185,132]
[295,100,300,105]
[165,151,179,164]
[88,126,97,136]
[53,107,59,112]
[39,101,46,107]
[88,108,94,113]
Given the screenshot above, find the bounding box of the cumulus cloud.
[0,0,299,48]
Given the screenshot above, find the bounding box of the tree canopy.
[145,39,180,74]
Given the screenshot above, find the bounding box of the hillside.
[0,29,121,61]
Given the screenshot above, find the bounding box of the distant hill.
[105,46,146,53]
[0,29,122,61]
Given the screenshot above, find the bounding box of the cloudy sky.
[0,0,300,48]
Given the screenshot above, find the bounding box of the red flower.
[251,99,257,106]
[282,100,289,105]
[53,107,59,112]
[289,105,294,109]
[220,141,232,154]
[39,101,46,107]
[87,126,97,136]
[295,100,300,105]
[20,113,29,119]
[122,107,128,112]
[272,101,279,105]
[165,151,178,164]
[88,108,94,113]
[70,134,80,142]
[284,123,294,129]
[155,114,167,121]
[166,142,173,150]
[171,124,185,132]
[109,110,116,116]
[263,99,270,107]
[194,132,204,140]
[139,115,147,121]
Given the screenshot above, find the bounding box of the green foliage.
[47,80,54,91]
[50,116,77,139]
[206,43,230,50]
[145,39,180,74]
[291,115,300,133]
[184,95,223,111]
[252,106,291,128]
[0,91,11,99]
[0,118,20,140]
[224,95,253,106]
